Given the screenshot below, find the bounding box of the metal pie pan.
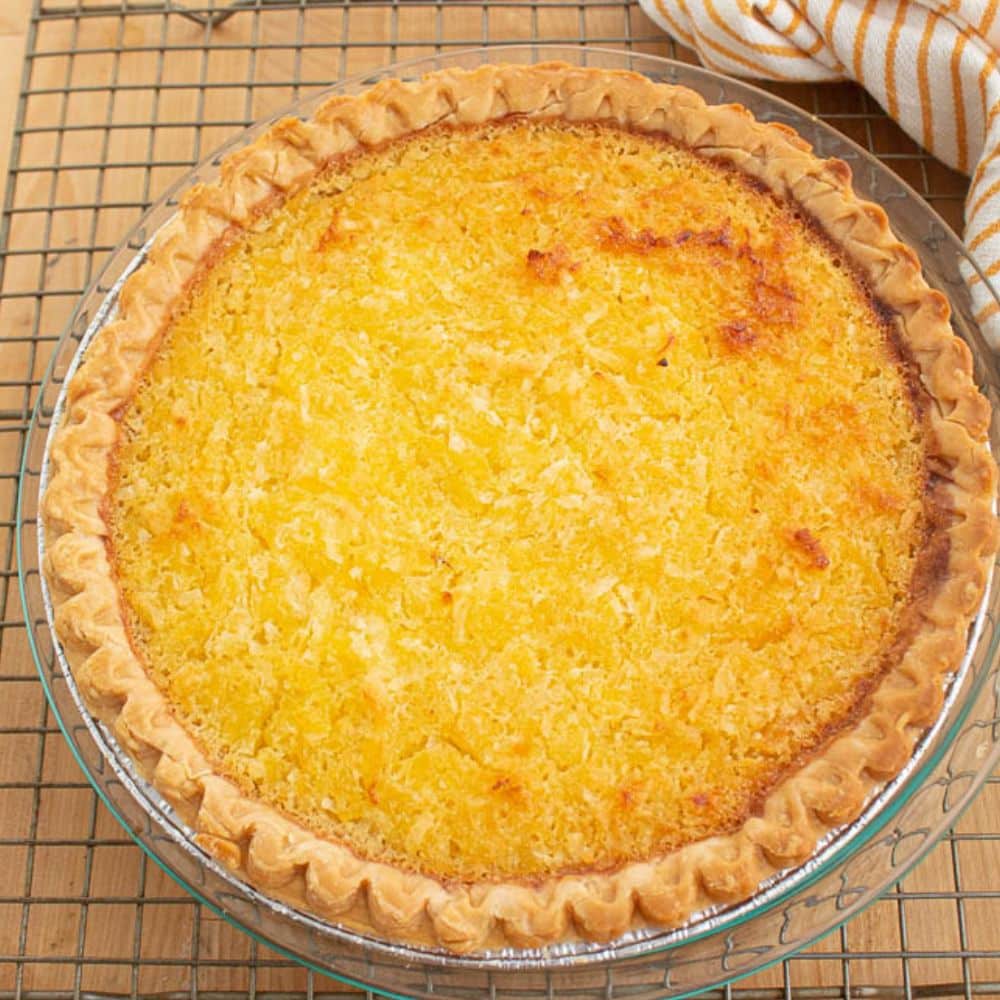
[22,44,1000,988]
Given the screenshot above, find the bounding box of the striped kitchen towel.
[638,0,1000,348]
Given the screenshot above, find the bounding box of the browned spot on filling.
[721,243,800,346]
[721,319,758,352]
[791,528,830,569]
[491,775,524,800]
[754,460,776,483]
[595,215,667,253]
[315,211,342,252]
[674,222,732,249]
[595,215,732,254]
[514,171,556,203]
[857,480,904,513]
[753,276,799,325]
[526,244,578,283]
[656,333,676,368]
[736,241,799,318]
[171,500,202,535]
[619,784,642,810]
[431,550,454,571]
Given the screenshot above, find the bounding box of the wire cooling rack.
[1,2,998,998]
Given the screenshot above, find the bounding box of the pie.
[42,63,998,953]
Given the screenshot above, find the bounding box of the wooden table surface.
[1,3,997,997]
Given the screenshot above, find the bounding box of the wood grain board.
[0,2,995,996]
[0,0,31,212]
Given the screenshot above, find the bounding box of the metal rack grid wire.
[0,1,997,998]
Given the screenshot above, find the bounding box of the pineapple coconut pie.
[42,64,998,953]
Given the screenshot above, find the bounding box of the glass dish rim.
[17,42,1000,981]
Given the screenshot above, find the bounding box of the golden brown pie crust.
[42,63,998,953]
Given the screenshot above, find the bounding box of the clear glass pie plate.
[16,45,1000,1000]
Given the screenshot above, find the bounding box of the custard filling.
[111,120,927,880]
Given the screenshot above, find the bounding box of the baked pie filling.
[44,65,996,951]
[112,120,927,882]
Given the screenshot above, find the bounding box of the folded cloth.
[638,0,1000,348]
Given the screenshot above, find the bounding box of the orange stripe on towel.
[885,0,911,119]
[853,0,879,80]
[916,8,937,151]
[969,216,1000,253]
[952,31,970,173]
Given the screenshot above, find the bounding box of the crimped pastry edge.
[41,62,999,953]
